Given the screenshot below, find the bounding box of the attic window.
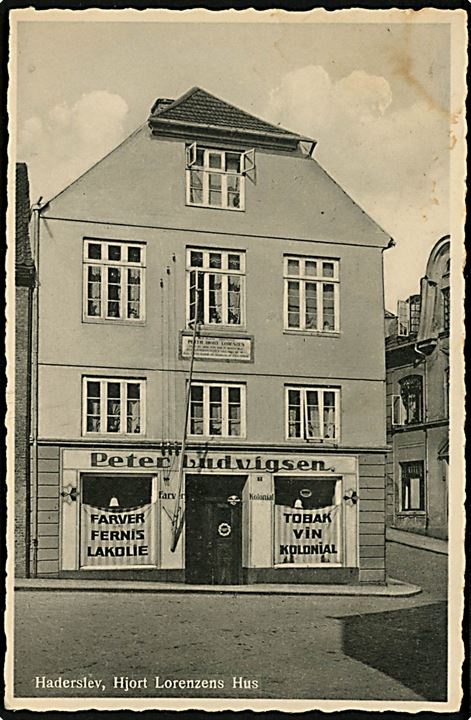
[185,144,254,211]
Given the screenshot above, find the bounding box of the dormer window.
[185,144,254,211]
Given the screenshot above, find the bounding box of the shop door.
[185,476,244,585]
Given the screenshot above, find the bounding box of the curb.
[13,578,422,597]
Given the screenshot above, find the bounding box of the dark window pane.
[190,251,203,267]
[87,381,100,398]
[208,153,222,169]
[128,246,141,263]
[107,382,121,399]
[210,386,222,402]
[108,245,121,261]
[226,153,241,173]
[323,262,335,278]
[191,385,204,402]
[88,243,101,260]
[127,383,140,399]
[209,253,222,269]
[228,254,241,270]
[228,387,240,403]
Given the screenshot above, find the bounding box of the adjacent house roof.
[148,86,312,147]
[16,163,35,285]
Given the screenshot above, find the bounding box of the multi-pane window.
[83,378,145,435]
[392,375,423,426]
[442,287,450,333]
[84,240,145,322]
[284,256,339,332]
[186,145,254,211]
[286,386,339,441]
[187,248,245,326]
[189,382,245,437]
[400,461,425,511]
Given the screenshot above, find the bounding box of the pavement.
[386,526,448,555]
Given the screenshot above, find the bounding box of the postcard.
[4,6,467,714]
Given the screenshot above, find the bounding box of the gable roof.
[15,163,34,279]
[148,86,311,146]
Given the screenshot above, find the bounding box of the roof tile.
[150,87,300,138]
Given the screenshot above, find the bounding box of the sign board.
[181,334,252,362]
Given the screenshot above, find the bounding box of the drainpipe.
[23,267,34,577]
[29,203,45,577]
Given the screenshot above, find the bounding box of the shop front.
[58,448,361,584]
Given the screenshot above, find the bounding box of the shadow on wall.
[336,602,447,701]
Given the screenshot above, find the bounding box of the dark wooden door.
[212,501,242,585]
[185,497,242,585]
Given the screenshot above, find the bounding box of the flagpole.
[170,276,200,552]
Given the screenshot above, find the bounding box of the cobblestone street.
[12,542,447,702]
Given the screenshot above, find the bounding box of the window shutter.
[186,142,197,168]
[392,395,404,425]
[397,300,410,336]
[241,149,255,174]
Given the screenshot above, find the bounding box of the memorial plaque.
[181,334,253,362]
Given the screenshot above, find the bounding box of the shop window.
[286,386,339,441]
[83,239,145,322]
[189,382,245,438]
[274,476,342,566]
[80,475,156,569]
[186,248,245,326]
[186,144,255,211]
[284,256,339,332]
[442,287,450,333]
[392,375,423,426]
[400,461,425,511]
[83,378,145,435]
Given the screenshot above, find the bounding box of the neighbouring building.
[28,87,392,584]
[385,236,450,540]
[15,163,35,577]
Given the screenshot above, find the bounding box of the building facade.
[15,163,35,577]
[29,87,391,584]
[385,236,450,540]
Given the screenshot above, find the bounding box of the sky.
[13,11,456,311]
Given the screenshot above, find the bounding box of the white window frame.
[397,299,410,337]
[83,239,146,323]
[185,144,255,211]
[285,386,340,441]
[82,377,146,436]
[392,375,424,427]
[283,256,340,333]
[189,382,246,439]
[400,461,425,512]
[186,248,246,327]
